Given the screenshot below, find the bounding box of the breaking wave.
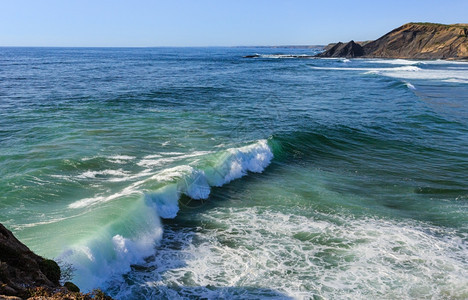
[310,63,468,83]
[59,140,274,291]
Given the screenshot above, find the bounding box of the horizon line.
[0,45,326,49]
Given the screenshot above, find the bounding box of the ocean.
[0,47,467,299]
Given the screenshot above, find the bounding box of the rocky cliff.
[317,23,468,59]
[0,223,113,299]
[315,40,364,58]
[0,223,60,298]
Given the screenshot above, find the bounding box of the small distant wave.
[107,155,135,164]
[310,65,421,72]
[137,151,213,168]
[366,59,424,65]
[77,169,131,179]
[362,58,468,66]
[443,78,468,84]
[310,65,468,83]
[244,53,315,59]
[68,186,140,209]
[10,212,87,230]
[404,81,416,90]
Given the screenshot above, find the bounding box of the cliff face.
[315,40,364,58]
[0,223,114,300]
[317,23,468,59]
[0,223,60,298]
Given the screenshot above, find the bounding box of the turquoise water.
[1,47,467,299]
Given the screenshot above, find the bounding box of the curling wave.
[59,139,274,291]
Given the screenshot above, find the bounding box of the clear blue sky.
[1,0,467,47]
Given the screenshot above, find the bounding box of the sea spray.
[145,139,273,219]
[59,139,274,290]
[59,198,163,291]
[309,64,468,83]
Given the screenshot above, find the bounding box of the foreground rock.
[0,224,59,298]
[317,22,468,59]
[0,223,113,299]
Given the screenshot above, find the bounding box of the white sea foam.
[68,186,141,209]
[366,59,424,65]
[59,199,163,291]
[77,169,130,179]
[109,207,468,299]
[62,140,274,291]
[109,155,135,160]
[145,139,273,218]
[311,66,422,72]
[310,66,415,72]
[404,81,416,90]
[81,156,97,161]
[142,154,162,159]
[159,152,185,155]
[257,54,313,59]
[310,65,468,83]
[443,78,468,84]
[107,155,135,164]
[366,58,468,65]
[11,212,88,230]
[137,151,212,168]
[211,139,273,185]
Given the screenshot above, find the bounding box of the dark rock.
[64,282,80,293]
[0,223,60,297]
[323,43,337,51]
[39,260,61,286]
[362,23,468,59]
[315,40,364,58]
[0,223,116,299]
[315,23,468,60]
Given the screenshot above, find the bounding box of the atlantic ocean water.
[0,47,467,299]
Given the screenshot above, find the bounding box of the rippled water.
[1,47,467,299]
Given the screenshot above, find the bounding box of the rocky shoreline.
[0,223,112,300]
[316,22,468,59]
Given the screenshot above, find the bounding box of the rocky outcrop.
[315,40,364,58]
[0,223,114,300]
[0,224,60,298]
[316,23,468,59]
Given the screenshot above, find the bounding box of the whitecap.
[77,169,130,179]
[62,140,274,292]
[113,208,468,299]
[311,65,468,83]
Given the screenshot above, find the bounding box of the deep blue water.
[1,47,467,299]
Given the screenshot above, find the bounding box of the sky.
[1,0,467,47]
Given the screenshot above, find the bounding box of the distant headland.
[316,22,468,60]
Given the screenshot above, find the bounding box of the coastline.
[315,22,468,60]
[0,223,112,300]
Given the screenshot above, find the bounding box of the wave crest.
[60,139,274,291]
